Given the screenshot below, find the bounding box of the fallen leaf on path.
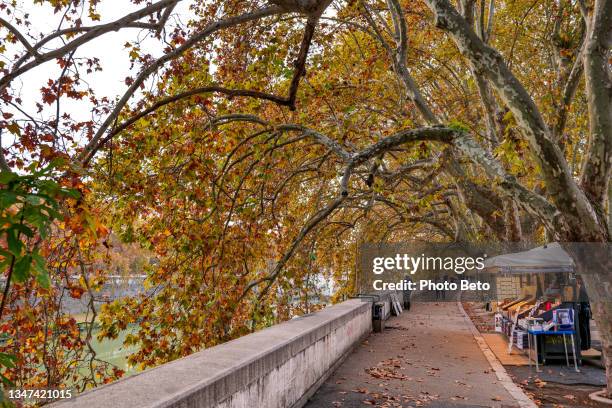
[534,378,547,388]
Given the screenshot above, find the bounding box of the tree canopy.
[0,0,610,398]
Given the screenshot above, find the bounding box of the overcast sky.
[2,1,194,137]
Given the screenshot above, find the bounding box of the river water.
[67,276,147,376]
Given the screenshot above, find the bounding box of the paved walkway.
[306,302,519,407]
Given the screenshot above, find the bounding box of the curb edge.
[456,300,537,408]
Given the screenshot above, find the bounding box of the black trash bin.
[403,275,412,311]
[373,302,385,332]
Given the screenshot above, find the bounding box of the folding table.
[527,329,580,372]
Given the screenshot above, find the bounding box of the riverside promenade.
[306,302,529,408]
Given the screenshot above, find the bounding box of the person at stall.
[576,279,591,350]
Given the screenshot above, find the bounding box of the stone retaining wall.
[51,298,376,408]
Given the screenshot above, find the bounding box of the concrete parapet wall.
[51,299,373,408]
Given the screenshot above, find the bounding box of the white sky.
[2,0,195,140]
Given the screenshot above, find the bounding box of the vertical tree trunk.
[580,273,612,397]
[503,199,522,242]
[567,244,612,397]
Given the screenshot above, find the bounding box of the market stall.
[485,243,591,371]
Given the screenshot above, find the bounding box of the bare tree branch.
[239,193,345,301]
[82,85,297,165]
[361,0,439,124]
[0,0,179,89]
[553,46,584,141]
[0,17,42,61]
[80,6,330,165]
[78,5,284,163]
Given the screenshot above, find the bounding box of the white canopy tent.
[485,243,574,274]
